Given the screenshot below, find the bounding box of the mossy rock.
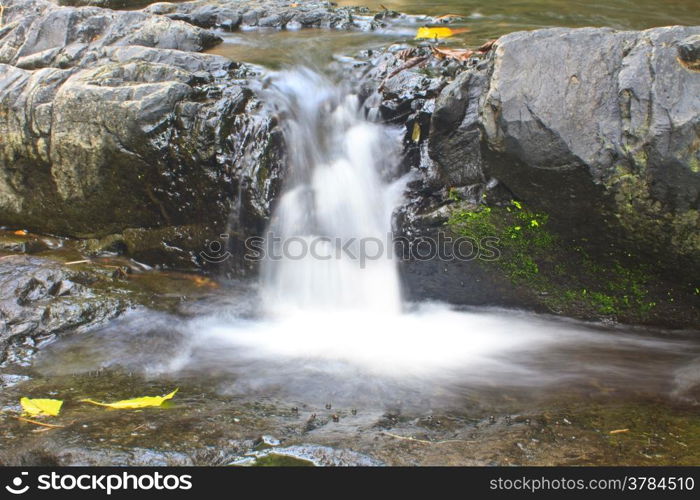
[446,199,699,327]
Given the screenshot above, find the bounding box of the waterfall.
[260,68,407,315]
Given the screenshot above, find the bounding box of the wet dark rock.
[0,255,130,366]
[0,0,284,271]
[362,28,700,272]
[142,0,437,32]
[355,27,700,325]
[479,27,700,268]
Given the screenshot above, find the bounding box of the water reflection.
[208,0,700,66]
[34,295,700,410]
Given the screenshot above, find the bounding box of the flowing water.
[5,0,700,465]
[208,0,700,66]
[259,69,406,314]
[32,66,700,413]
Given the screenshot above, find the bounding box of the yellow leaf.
[80,389,178,409]
[20,398,63,417]
[411,122,421,142]
[415,26,469,40]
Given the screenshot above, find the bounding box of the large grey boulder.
[0,0,221,67]
[479,27,700,262]
[0,0,282,269]
[357,26,699,325]
[368,26,700,274]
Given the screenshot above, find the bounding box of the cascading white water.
[260,68,407,315]
[59,67,692,407]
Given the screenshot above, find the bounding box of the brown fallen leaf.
[431,46,475,62]
[478,39,498,53]
[609,428,630,435]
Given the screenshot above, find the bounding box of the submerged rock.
[0,255,129,366]
[235,444,384,466]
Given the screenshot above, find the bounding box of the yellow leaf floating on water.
[20,398,63,417]
[415,26,469,40]
[80,389,178,410]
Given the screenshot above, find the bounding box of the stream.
[208,0,700,66]
[1,0,699,467]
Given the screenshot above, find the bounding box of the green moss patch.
[447,200,661,322]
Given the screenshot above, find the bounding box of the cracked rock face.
[360,27,700,278]
[483,27,700,265]
[0,0,284,269]
[143,0,382,31]
[480,27,700,263]
[0,0,698,284]
[0,255,129,367]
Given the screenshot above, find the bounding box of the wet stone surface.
[0,237,697,465]
[1,368,700,466]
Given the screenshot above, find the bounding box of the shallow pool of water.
[32,288,700,410]
[208,0,700,66]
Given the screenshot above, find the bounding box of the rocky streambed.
[1,0,698,326]
[0,0,699,466]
